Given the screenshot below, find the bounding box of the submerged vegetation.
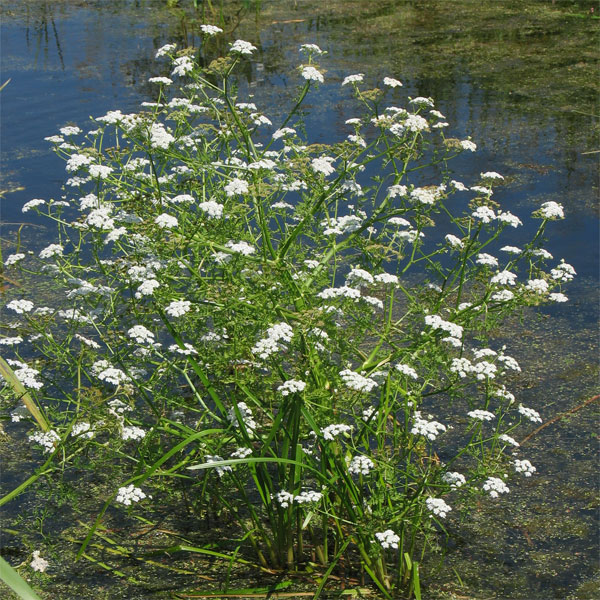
[0,30,583,598]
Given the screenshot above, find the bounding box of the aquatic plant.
[1,36,574,597]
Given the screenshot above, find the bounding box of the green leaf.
[0,556,43,600]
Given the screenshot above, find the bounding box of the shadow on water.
[0,1,598,598]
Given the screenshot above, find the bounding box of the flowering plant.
[1,38,573,596]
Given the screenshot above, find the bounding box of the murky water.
[1,1,598,598]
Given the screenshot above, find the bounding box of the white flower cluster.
[483,477,510,498]
[165,299,191,317]
[171,55,194,77]
[116,484,149,505]
[149,123,175,149]
[4,252,26,266]
[339,369,378,393]
[224,178,249,196]
[155,213,178,229]
[230,39,256,55]
[294,490,323,504]
[424,314,463,343]
[6,299,34,314]
[321,215,363,236]
[499,434,520,447]
[39,244,64,259]
[30,551,49,572]
[121,425,146,441]
[426,497,452,519]
[375,529,400,550]
[514,459,536,477]
[301,66,324,83]
[395,363,418,380]
[550,260,576,282]
[6,360,43,390]
[205,455,233,477]
[538,201,564,219]
[321,423,353,441]
[518,404,542,423]
[227,402,258,434]
[127,325,155,345]
[71,421,94,439]
[252,322,294,360]
[311,156,336,176]
[467,409,496,422]
[198,200,224,219]
[342,73,364,86]
[411,411,446,441]
[277,379,307,396]
[442,471,466,489]
[347,455,375,475]
[28,430,60,453]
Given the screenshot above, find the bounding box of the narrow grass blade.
[0,355,49,431]
[0,556,43,600]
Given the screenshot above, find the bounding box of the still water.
[1,1,598,598]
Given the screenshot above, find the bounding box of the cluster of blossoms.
[347,455,375,475]
[251,322,294,360]
[426,497,452,519]
[375,530,400,550]
[0,38,576,588]
[115,484,149,505]
[273,489,323,508]
[30,551,49,572]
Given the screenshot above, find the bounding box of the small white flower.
[301,66,324,83]
[375,529,400,549]
[426,497,452,519]
[340,369,378,393]
[299,43,325,55]
[383,77,402,88]
[321,423,353,441]
[442,471,466,489]
[445,234,463,249]
[166,299,191,317]
[116,484,148,505]
[4,253,26,266]
[395,363,418,380]
[518,404,542,423]
[121,425,146,441]
[155,213,178,229]
[148,76,173,85]
[127,325,155,345]
[28,430,60,453]
[171,55,194,76]
[499,434,520,447]
[342,73,364,86]
[537,201,564,219]
[526,279,549,294]
[411,411,446,441]
[155,43,177,58]
[39,244,64,259]
[22,198,46,212]
[476,253,498,268]
[89,164,113,179]
[7,299,34,314]
[205,455,233,477]
[277,379,307,396]
[348,455,375,475]
[224,178,249,196]
[30,551,49,572]
[483,476,509,498]
[200,24,223,35]
[460,139,477,152]
[311,156,336,176]
[480,171,504,180]
[230,39,257,55]
[514,459,536,477]
[467,409,496,422]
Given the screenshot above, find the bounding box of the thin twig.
[520,394,599,445]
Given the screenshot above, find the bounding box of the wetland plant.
[0,35,574,597]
